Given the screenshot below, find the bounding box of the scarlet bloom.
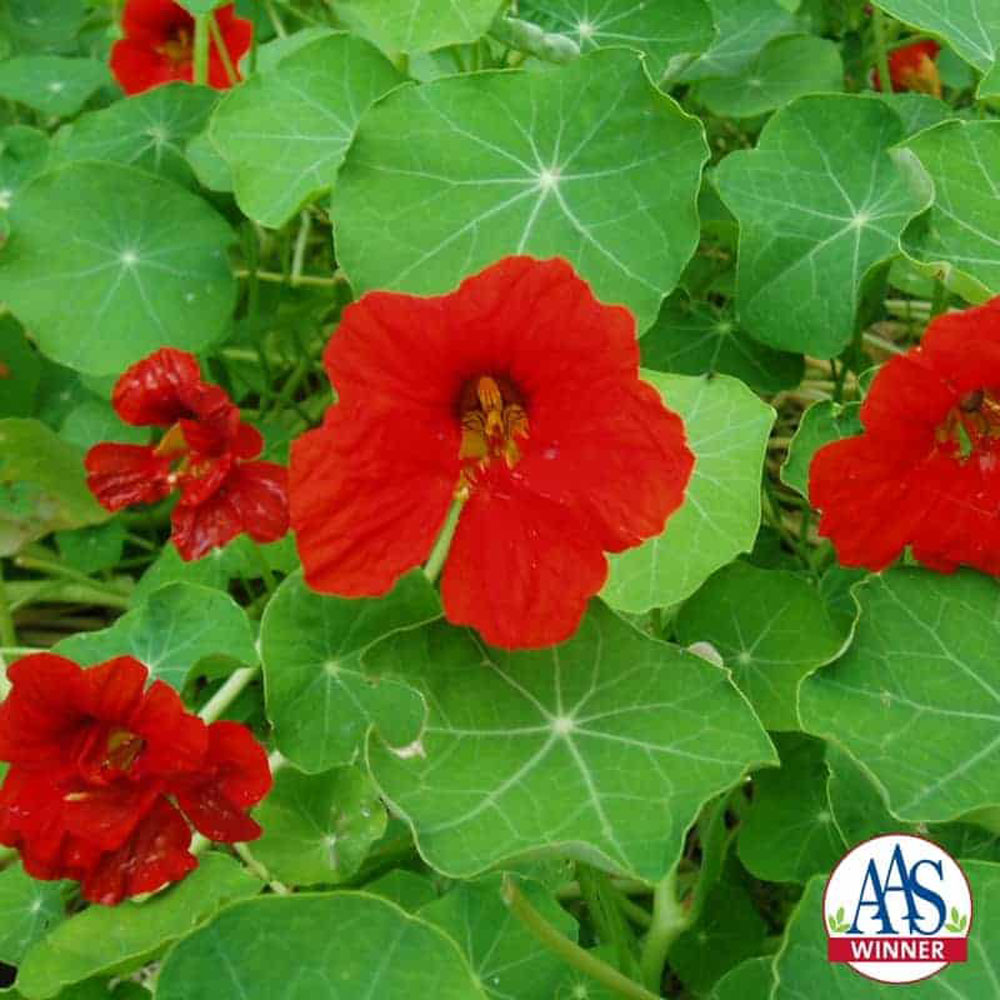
[110,0,253,95]
[85,348,289,561]
[0,653,271,905]
[289,256,694,649]
[810,297,1000,575]
[873,40,942,97]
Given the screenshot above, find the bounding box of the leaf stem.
[0,563,17,649]
[423,496,465,584]
[290,210,312,284]
[872,9,893,94]
[207,11,238,86]
[199,665,261,724]
[638,867,690,991]
[192,13,211,86]
[501,875,659,1000]
[13,556,132,607]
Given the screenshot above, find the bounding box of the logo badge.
[824,833,972,984]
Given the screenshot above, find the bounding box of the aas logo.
[823,834,972,985]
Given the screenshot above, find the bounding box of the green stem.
[199,665,261,724]
[929,280,949,319]
[638,869,690,991]
[0,563,17,649]
[872,8,893,93]
[290,211,312,284]
[192,14,211,86]
[501,876,659,1000]
[13,556,131,607]
[207,11,238,85]
[424,497,465,584]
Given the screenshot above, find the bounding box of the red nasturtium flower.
[110,0,253,95]
[0,653,271,905]
[85,348,289,561]
[811,297,1000,575]
[289,256,695,649]
[873,40,942,97]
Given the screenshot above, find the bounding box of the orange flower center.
[154,422,214,483]
[898,55,941,98]
[936,388,1000,461]
[458,375,529,480]
[104,727,145,772]
[157,26,194,68]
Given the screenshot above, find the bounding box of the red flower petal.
[441,466,609,649]
[84,443,172,511]
[0,654,88,766]
[290,405,457,595]
[110,38,189,95]
[519,381,694,553]
[112,348,204,426]
[80,798,196,906]
[811,296,1000,575]
[809,436,931,570]
[121,0,192,45]
[171,460,289,561]
[127,679,209,778]
[174,721,271,842]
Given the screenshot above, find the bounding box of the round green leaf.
[250,765,388,886]
[0,418,107,556]
[801,568,1000,823]
[640,297,804,394]
[51,83,218,188]
[0,57,110,118]
[899,120,1000,301]
[54,582,257,691]
[55,521,127,576]
[695,35,843,118]
[780,399,862,500]
[367,869,439,913]
[15,855,259,1000]
[260,570,441,772]
[680,0,799,81]
[518,0,715,80]
[872,0,1000,72]
[333,0,506,53]
[602,372,774,614]
[826,743,1000,863]
[209,34,405,228]
[669,859,768,993]
[0,864,65,967]
[0,125,49,221]
[419,875,577,1000]
[710,958,775,1000]
[675,562,845,730]
[773,863,1000,998]
[155,893,488,1000]
[714,95,932,357]
[0,316,41,418]
[331,49,709,333]
[366,602,775,882]
[737,734,847,884]
[0,162,237,375]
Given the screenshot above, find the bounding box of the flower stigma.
[458,375,530,484]
[936,387,1000,462]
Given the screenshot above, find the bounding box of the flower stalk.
[501,875,659,1000]
[638,867,691,991]
[423,496,466,584]
[192,13,211,86]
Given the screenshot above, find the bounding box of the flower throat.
[458,375,529,472]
